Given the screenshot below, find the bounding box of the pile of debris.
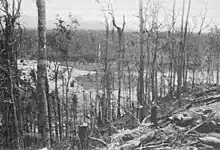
[105,85,220,150]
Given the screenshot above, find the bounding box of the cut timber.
[192,94,220,105]
[206,98,220,105]
[208,133,220,139]
[39,148,48,150]
[118,140,140,150]
[199,136,220,146]
[185,113,215,135]
[170,113,194,127]
[88,136,107,147]
[194,86,220,98]
[140,131,156,144]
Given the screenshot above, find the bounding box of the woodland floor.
[78,84,220,150]
[101,84,220,150]
[44,84,220,150]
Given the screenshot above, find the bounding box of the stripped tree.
[177,0,191,107]
[36,0,50,148]
[109,5,125,118]
[138,0,144,121]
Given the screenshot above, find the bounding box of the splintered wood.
[104,85,220,150]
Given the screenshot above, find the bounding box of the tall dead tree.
[103,15,112,135]
[36,0,50,148]
[138,0,144,121]
[109,8,125,118]
[177,0,191,107]
[151,2,160,105]
[168,0,176,95]
[111,27,116,121]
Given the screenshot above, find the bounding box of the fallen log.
[191,94,220,106]
[208,133,220,139]
[169,114,194,127]
[185,112,215,135]
[206,98,220,105]
[198,136,220,146]
[146,143,170,149]
[117,140,140,150]
[194,86,220,98]
[140,131,156,145]
[88,136,107,147]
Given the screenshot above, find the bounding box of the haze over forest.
[21,0,219,32]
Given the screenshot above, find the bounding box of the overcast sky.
[20,0,220,31]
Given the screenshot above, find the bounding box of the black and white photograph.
[0,0,220,149]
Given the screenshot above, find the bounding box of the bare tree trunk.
[46,79,52,145]
[160,54,164,97]
[95,44,101,127]
[155,58,158,100]
[192,44,198,89]
[183,53,188,89]
[128,65,132,108]
[8,60,22,150]
[36,0,50,148]
[55,66,62,141]
[177,0,185,107]
[170,0,176,95]
[111,28,116,121]
[110,10,125,118]
[151,17,159,105]
[51,63,59,141]
[52,91,58,141]
[207,57,211,84]
[145,38,151,105]
[211,59,214,83]
[63,62,73,138]
[177,0,191,108]
[65,82,69,138]
[217,52,220,85]
[138,0,144,121]
[83,91,86,122]
[192,60,196,89]
[104,17,112,135]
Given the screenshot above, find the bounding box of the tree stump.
[78,123,89,150]
[151,105,157,126]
